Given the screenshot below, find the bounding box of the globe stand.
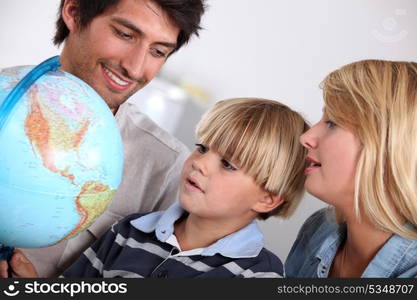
[0,244,15,277]
[0,244,14,260]
[0,56,61,130]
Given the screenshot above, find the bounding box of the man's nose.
[121,45,147,81]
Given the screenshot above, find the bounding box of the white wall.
[1,0,416,261]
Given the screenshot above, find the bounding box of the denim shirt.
[284,208,417,278]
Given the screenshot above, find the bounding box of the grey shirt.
[22,99,190,277]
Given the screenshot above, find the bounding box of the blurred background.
[1,0,416,260]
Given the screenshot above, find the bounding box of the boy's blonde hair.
[196,98,309,219]
[322,59,417,239]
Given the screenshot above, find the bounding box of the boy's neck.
[173,214,255,252]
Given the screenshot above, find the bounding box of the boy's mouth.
[186,176,204,193]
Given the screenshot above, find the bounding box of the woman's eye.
[325,120,337,128]
[221,159,237,171]
[195,143,208,154]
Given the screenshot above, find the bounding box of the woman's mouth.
[305,156,321,174]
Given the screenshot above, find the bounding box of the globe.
[0,57,124,250]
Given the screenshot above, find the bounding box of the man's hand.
[0,249,39,278]
[0,259,9,278]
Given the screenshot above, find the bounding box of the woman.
[285,60,417,278]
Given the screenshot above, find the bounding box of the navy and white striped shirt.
[63,203,283,278]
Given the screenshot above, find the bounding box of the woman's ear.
[62,0,80,33]
[252,193,284,214]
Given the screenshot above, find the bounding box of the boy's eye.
[221,159,237,171]
[325,120,337,128]
[195,143,208,154]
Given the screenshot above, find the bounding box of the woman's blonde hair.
[322,59,417,239]
[196,98,309,219]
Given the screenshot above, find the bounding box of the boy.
[7,98,308,278]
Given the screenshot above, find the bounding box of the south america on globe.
[0,56,124,249]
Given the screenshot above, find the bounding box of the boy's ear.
[62,0,80,33]
[252,193,284,214]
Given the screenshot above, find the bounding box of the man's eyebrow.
[112,17,177,49]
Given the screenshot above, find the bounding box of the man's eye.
[325,120,337,128]
[114,28,132,40]
[195,143,208,154]
[221,159,237,171]
[151,48,168,58]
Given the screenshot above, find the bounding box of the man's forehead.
[143,0,162,17]
[105,0,179,44]
[107,0,161,16]
[126,0,164,18]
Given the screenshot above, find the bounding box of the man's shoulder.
[116,100,190,157]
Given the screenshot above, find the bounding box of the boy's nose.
[192,154,211,176]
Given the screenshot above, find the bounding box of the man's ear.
[62,0,80,33]
[252,193,284,214]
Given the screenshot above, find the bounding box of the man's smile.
[101,64,132,91]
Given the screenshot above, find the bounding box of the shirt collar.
[314,219,417,278]
[362,223,417,277]
[130,202,265,258]
[314,218,346,277]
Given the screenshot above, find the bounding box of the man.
[2,0,205,277]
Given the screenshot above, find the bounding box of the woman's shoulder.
[299,207,336,235]
[288,207,339,259]
[284,207,340,277]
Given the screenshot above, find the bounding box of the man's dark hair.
[54,0,206,52]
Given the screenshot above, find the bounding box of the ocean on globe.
[0,58,124,248]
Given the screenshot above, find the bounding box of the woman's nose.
[300,126,318,149]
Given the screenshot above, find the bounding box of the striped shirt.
[63,203,283,278]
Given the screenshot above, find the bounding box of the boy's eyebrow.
[223,150,241,166]
[111,17,177,49]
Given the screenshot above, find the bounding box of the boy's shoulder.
[225,247,283,278]
[112,211,159,233]
[256,247,284,276]
[118,212,149,225]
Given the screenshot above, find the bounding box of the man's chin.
[96,90,132,110]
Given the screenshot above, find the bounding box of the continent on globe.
[25,86,91,183]
[62,181,116,241]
